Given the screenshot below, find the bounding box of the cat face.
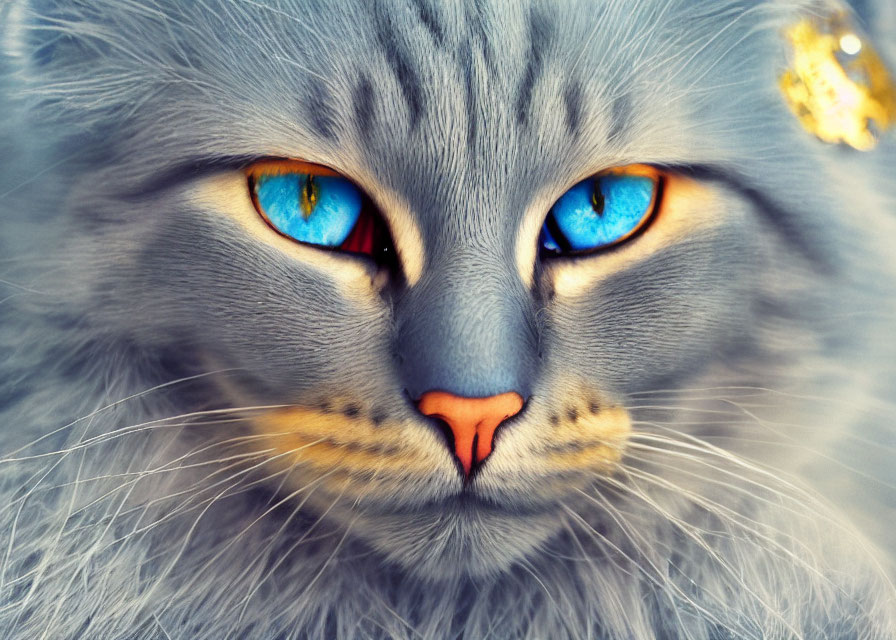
[7,0,896,588]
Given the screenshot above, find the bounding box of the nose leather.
[417,390,525,476]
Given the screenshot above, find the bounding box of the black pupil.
[300,175,318,218]
[590,179,605,216]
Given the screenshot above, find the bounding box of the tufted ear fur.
[3,0,109,70]
[1,0,172,144]
[0,0,105,251]
[0,0,149,238]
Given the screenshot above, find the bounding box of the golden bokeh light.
[780,14,896,150]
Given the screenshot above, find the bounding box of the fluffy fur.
[2,0,896,638]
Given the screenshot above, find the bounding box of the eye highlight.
[246,160,396,262]
[541,166,662,255]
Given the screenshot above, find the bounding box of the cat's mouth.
[353,490,565,580]
[239,392,631,530]
[358,490,560,519]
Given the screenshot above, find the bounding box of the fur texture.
[2,0,896,638]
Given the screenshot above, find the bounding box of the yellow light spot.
[779,15,896,150]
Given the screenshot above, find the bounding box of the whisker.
[0,373,261,460]
[560,503,730,634]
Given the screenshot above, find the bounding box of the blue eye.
[541,172,660,254]
[251,170,362,247]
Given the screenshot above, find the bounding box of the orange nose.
[416,391,525,476]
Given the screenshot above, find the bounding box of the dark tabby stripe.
[305,82,338,141]
[353,74,377,142]
[563,79,585,138]
[408,0,446,48]
[516,7,555,127]
[608,93,632,144]
[373,4,426,129]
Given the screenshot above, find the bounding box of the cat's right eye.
[246,159,395,262]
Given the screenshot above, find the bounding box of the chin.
[353,499,561,581]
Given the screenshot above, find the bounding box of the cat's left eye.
[541,166,662,255]
[246,160,395,261]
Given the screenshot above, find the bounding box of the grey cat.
[2,0,896,638]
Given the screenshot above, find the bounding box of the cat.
[2,0,896,638]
